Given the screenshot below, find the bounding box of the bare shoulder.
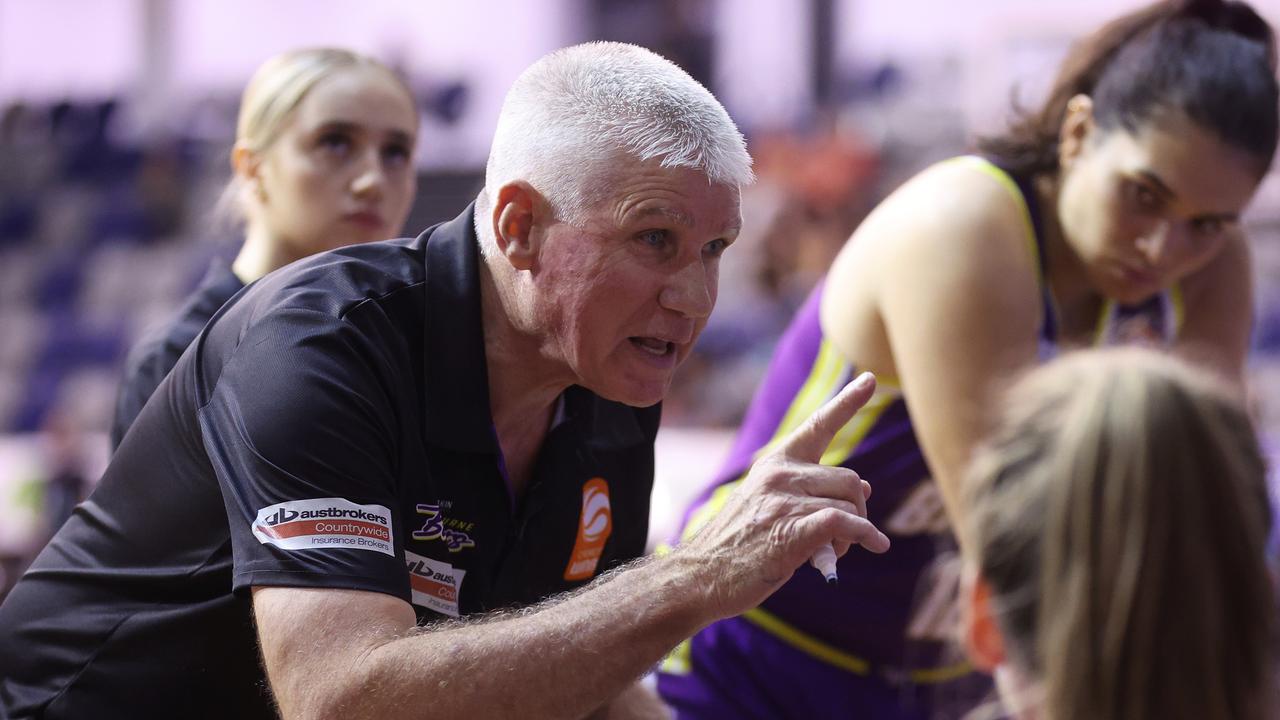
[1180,229,1252,304]
[872,159,1035,270]
[821,159,1042,371]
[1174,230,1253,382]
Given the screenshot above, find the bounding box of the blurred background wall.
[3,0,1280,587]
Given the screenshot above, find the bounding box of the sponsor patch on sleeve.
[406,551,466,617]
[252,498,395,557]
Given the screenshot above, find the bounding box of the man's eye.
[703,238,729,257]
[638,230,669,247]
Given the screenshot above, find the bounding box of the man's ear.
[962,572,1007,673]
[491,181,544,272]
[1058,94,1094,170]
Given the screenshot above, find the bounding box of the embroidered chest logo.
[564,478,612,581]
[412,503,476,552]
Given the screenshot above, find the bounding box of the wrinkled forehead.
[610,178,739,240]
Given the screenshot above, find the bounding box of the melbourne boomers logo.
[564,478,612,581]
[252,498,395,557]
[412,504,476,552]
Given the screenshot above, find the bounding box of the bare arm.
[1174,230,1253,390]
[821,161,1043,522]
[255,555,702,720]
[255,378,891,720]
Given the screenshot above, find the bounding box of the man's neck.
[478,259,572,497]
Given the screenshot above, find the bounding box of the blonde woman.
[111,48,419,447]
[960,347,1273,719]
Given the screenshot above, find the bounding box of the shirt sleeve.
[111,335,177,450]
[196,307,411,601]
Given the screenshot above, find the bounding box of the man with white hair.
[0,42,888,719]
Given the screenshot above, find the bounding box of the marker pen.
[812,543,838,584]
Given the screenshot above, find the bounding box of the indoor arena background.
[2,0,1280,597]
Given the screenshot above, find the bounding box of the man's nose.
[659,260,714,319]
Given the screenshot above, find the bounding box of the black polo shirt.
[110,258,246,449]
[0,206,660,719]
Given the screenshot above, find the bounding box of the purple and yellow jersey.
[661,156,1182,683]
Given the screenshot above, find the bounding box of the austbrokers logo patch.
[406,551,466,617]
[252,498,395,557]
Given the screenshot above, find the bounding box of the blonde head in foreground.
[960,348,1273,720]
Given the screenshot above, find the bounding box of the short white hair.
[475,41,753,254]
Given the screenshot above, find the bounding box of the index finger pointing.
[781,372,876,463]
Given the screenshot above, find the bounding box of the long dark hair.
[978,0,1279,178]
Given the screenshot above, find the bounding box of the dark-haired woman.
[657,1,1279,717]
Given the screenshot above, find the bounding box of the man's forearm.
[342,553,705,719]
